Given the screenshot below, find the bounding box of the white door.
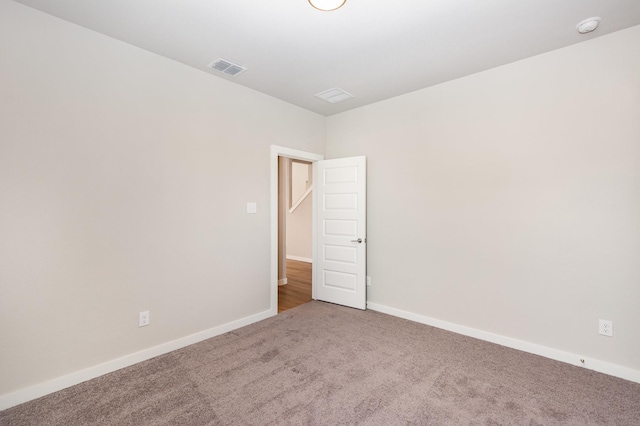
[313,156,366,310]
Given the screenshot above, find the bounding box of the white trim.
[270,146,323,316]
[0,309,274,411]
[367,302,640,385]
[289,185,313,213]
[278,278,288,286]
[312,164,318,301]
[286,255,312,263]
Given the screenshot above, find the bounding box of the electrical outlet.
[598,319,612,337]
[366,276,371,287]
[139,311,150,327]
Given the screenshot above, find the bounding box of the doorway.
[278,157,313,313]
[270,146,323,316]
[270,146,368,314]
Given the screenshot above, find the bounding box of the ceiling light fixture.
[576,17,601,34]
[308,0,346,12]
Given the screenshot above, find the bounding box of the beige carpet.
[2,301,640,425]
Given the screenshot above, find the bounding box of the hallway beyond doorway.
[278,259,312,313]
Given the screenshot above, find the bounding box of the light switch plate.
[247,202,257,214]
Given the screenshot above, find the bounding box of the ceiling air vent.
[315,88,354,104]
[207,58,247,77]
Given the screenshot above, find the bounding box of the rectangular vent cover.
[315,88,354,104]
[207,58,247,77]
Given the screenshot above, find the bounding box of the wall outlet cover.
[598,319,612,337]
[139,311,150,327]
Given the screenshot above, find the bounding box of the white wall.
[327,26,640,373]
[286,194,312,261]
[0,0,324,398]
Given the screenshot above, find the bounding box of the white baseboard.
[286,255,312,263]
[278,278,288,286]
[0,309,275,411]
[367,302,640,385]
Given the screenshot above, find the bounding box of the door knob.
[351,238,363,243]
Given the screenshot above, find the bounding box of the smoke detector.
[315,88,354,104]
[207,58,247,77]
[576,17,601,34]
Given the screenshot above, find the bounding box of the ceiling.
[13,0,640,116]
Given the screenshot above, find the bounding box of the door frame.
[270,145,323,316]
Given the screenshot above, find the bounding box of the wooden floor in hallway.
[278,259,312,313]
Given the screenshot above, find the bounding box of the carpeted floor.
[2,301,640,425]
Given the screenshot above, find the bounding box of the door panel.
[324,220,357,237]
[324,245,357,264]
[314,156,366,310]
